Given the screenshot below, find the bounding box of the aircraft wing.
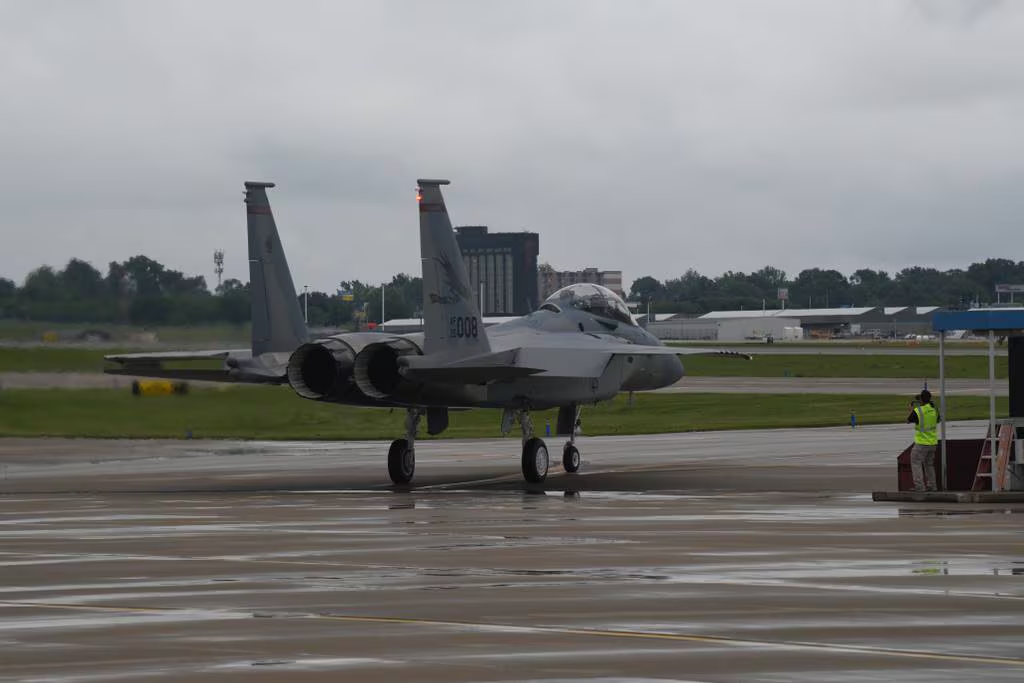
[105,350,240,363]
[398,342,749,383]
[570,340,752,360]
[104,349,289,384]
[512,344,750,379]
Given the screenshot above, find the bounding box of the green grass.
[682,353,1008,379]
[0,387,1009,440]
[0,348,224,373]
[0,346,1010,379]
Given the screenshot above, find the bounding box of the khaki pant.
[910,443,938,492]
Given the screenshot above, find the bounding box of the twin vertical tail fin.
[244,181,308,356]
[417,179,491,359]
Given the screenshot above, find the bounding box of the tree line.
[627,260,1024,315]
[0,256,422,327]
[1,256,1022,326]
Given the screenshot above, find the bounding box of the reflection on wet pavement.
[2,432,1024,681]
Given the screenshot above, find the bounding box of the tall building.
[454,226,539,316]
[538,264,625,300]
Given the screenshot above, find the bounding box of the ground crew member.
[907,389,940,492]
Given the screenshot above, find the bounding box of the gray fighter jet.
[286,179,749,484]
[104,182,307,384]
[108,179,746,484]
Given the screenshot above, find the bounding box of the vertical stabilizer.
[418,179,491,358]
[244,181,307,356]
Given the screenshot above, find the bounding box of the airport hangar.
[645,306,943,342]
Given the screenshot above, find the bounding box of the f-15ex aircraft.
[107,179,747,485]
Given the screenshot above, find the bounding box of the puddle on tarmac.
[757,670,1024,683]
[0,610,248,632]
[0,514,221,525]
[508,679,711,683]
[899,507,1024,517]
[593,506,897,522]
[212,656,396,670]
[660,557,1024,581]
[566,492,724,502]
[24,556,998,598]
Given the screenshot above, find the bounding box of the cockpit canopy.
[540,283,636,326]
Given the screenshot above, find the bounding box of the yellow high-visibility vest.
[914,403,939,446]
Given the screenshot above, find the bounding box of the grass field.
[0,346,1010,378]
[681,353,1008,379]
[0,347,225,373]
[0,387,1009,440]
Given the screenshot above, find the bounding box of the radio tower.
[213,249,225,290]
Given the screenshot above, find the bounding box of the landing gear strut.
[503,408,549,483]
[562,404,582,473]
[388,408,423,485]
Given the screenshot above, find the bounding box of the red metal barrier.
[896,439,986,491]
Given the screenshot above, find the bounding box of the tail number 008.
[449,316,479,338]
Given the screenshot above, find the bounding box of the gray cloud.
[911,0,1006,27]
[1,0,1023,296]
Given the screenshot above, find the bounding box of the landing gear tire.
[562,443,580,473]
[388,438,415,485]
[522,437,549,483]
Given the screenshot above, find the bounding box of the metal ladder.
[972,423,1016,491]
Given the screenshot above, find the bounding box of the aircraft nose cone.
[666,355,685,385]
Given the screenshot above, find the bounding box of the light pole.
[380,284,385,330]
[303,285,310,324]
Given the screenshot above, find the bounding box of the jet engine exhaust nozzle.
[353,339,422,400]
[286,339,356,401]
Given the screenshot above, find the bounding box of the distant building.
[647,306,944,341]
[649,315,804,342]
[454,226,539,316]
[538,264,625,300]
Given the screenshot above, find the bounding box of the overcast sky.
[2,0,1022,295]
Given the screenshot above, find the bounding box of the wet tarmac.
[1,423,1023,682]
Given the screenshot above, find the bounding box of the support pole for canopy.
[939,331,947,491]
[989,329,997,492]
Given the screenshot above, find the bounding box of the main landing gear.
[502,409,548,483]
[386,405,584,486]
[501,405,584,483]
[388,408,422,485]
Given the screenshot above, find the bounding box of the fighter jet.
[285,179,749,484]
[104,182,308,384]
[108,179,746,484]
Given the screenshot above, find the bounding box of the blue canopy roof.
[933,309,1024,332]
